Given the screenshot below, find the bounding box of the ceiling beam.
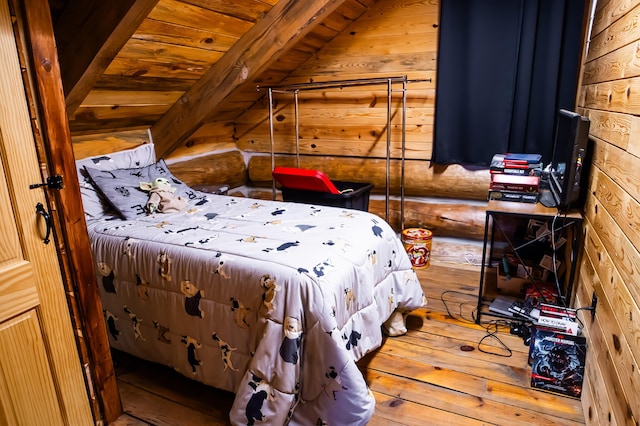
[54,0,159,118]
[151,0,348,159]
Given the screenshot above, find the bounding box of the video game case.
[488,190,539,203]
[489,154,543,176]
[491,173,540,183]
[529,327,587,398]
[490,167,543,177]
[504,153,543,164]
[490,182,539,192]
[490,174,540,192]
[539,303,576,320]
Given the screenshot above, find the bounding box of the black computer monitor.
[548,109,590,210]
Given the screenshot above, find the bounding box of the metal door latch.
[35,202,52,244]
[29,174,63,190]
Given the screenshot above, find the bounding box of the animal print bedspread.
[86,193,426,425]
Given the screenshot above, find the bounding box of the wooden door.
[0,1,93,424]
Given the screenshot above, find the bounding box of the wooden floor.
[111,262,585,425]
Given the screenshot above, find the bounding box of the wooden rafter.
[54,0,158,117]
[151,0,349,158]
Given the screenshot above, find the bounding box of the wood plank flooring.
[111,262,585,425]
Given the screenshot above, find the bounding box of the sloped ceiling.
[49,0,378,157]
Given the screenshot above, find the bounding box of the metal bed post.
[294,89,300,168]
[401,77,407,231]
[385,78,392,222]
[268,87,276,200]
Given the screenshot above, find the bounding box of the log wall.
[72,0,488,264]
[68,0,640,420]
[231,0,487,262]
[246,155,489,199]
[574,0,640,423]
[235,0,439,167]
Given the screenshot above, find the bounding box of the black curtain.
[432,0,586,166]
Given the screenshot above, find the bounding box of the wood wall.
[574,0,640,423]
[234,0,486,195]
[68,0,640,419]
[228,0,488,261]
[73,0,489,264]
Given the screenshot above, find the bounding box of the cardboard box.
[496,265,527,295]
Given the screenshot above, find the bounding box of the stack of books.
[489,153,543,203]
[535,303,579,336]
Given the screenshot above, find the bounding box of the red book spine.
[503,162,532,168]
[490,182,539,192]
[503,159,529,166]
[490,174,540,192]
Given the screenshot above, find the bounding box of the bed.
[76,144,426,425]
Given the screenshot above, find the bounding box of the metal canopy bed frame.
[260,76,430,229]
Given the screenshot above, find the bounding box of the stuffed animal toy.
[140,177,188,214]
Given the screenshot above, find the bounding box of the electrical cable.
[494,209,577,309]
[551,212,565,307]
[477,320,514,357]
[440,290,478,324]
[550,210,580,309]
[574,305,596,330]
[440,290,514,357]
[464,252,482,266]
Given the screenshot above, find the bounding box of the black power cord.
[477,320,514,357]
[440,290,514,357]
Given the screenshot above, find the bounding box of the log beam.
[244,188,487,240]
[150,0,349,159]
[54,0,159,117]
[168,151,248,189]
[248,155,490,200]
[369,198,486,240]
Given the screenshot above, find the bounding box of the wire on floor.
[440,290,514,357]
[477,320,514,357]
[440,290,477,324]
[464,252,482,266]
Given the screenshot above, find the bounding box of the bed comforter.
[87,192,425,425]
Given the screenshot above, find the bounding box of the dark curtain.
[432,0,587,166]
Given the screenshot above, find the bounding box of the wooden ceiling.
[48,0,378,157]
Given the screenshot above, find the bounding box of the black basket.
[281,180,373,211]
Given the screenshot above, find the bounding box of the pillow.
[84,159,193,220]
[75,143,156,217]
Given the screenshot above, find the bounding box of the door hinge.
[29,174,64,190]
